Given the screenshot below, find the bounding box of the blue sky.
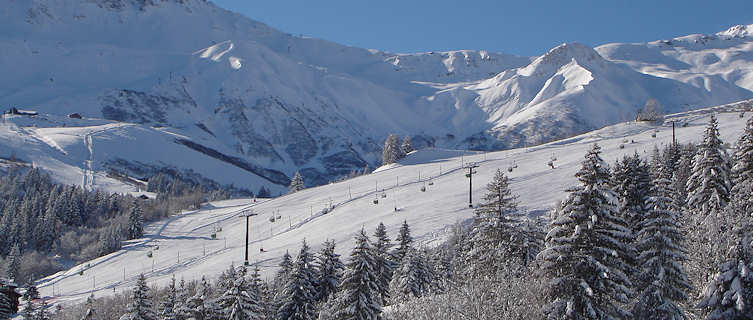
[212,0,753,56]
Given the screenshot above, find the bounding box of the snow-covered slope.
[3,0,753,190]
[35,100,753,307]
[0,114,288,194]
[597,24,753,94]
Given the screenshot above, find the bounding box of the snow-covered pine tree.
[217,264,238,294]
[185,276,221,320]
[216,266,261,320]
[730,115,753,218]
[465,168,540,274]
[23,283,41,319]
[632,152,691,319]
[372,222,395,305]
[174,278,191,320]
[277,240,317,320]
[539,144,635,319]
[0,290,10,320]
[381,134,404,165]
[313,240,344,303]
[696,227,753,319]
[127,203,144,240]
[672,143,696,208]
[330,229,381,320]
[401,136,413,155]
[685,115,733,290]
[288,172,305,194]
[662,142,682,177]
[273,251,294,290]
[33,301,50,320]
[81,294,97,320]
[687,114,732,217]
[158,276,178,320]
[5,243,20,282]
[389,248,424,300]
[393,220,413,263]
[612,152,652,235]
[120,274,157,320]
[251,267,275,320]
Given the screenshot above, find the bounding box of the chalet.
[0,279,20,314]
[68,113,82,119]
[5,107,38,116]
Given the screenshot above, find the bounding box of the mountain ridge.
[2,0,753,191]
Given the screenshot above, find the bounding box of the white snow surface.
[35,102,753,308]
[0,113,286,194]
[2,1,753,190]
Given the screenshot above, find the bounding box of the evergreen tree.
[273,251,294,290]
[393,220,413,262]
[632,155,691,319]
[381,134,404,165]
[313,240,344,303]
[127,204,144,240]
[185,276,221,320]
[401,136,413,155]
[120,274,157,320]
[5,243,20,282]
[174,279,191,320]
[685,115,733,289]
[612,152,652,235]
[330,229,382,320]
[217,264,238,294]
[672,143,696,208]
[730,115,753,217]
[216,266,261,320]
[687,114,732,217]
[23,283,40,319]
[389,248,432,300]
[696,227,753,319]
[371,223,395,305]
[33,301,50,320]
[465,169,541,273]
[81,294,97,320]
[539,144,635,319]
[288,172,305,194]
[0,289,10,320]
[277,240,317,320]
[158,276,178,320]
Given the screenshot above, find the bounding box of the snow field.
[34,105,753,308]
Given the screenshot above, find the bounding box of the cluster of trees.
[382,134,413,165]
[287,172,305,194]
[53,219,450,320]
[0,168,236,287]
[392,114,753,319]
[0,168,144,285]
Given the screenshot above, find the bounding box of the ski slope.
[0,114,288,195]
[35,102,752,308]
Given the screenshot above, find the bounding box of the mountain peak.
[539,42,602,66]
[91,0,208,11]
[519,42,603,76]
[717,24,753,38]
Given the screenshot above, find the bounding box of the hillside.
[35,100,753,307]
[2,0,753,192]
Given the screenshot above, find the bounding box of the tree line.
[0,168,235,289]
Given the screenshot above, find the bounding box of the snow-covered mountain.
[35,100,753,307]
[2,0,753,192]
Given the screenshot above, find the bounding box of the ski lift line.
[51,146,566,300]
